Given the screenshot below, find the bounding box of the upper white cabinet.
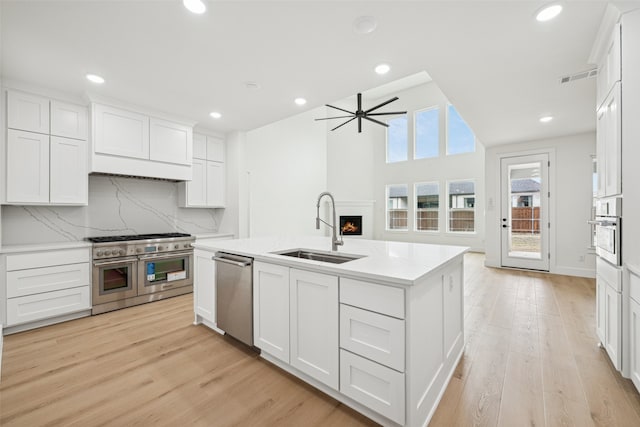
[50,100,88,140]
[4,90,88,205]
[90,101,193,181]
[149,118,192,165]
[179,132,226,208]
[596,82,621,197]
[597,24,621,109]
[7,90,50,134]
[93,103,149,159]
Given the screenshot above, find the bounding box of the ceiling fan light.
[86,73,105,84]
[210,111,221,119]
[539,116,553,123]
[536,4,562,22]
[294,98,307,106]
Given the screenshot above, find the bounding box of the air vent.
[560,69,598,84]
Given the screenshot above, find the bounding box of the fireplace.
[340,216,362,236]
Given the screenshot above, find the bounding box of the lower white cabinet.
[340,349,405,425]
[2,246,91,331]
[443,261,464,359]
[194,249,216,327]
[290,268,339,389]
[253,262,290,363]
[596,258,622,370]
[630,297,640,392]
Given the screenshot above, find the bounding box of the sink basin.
[272,249,365,264]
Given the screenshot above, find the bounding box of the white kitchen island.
[193,236,468,427]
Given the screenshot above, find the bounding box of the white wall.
[485,132,597,277]
[218,130,245,238]
[244,107,327,237]
[326,82,486,251]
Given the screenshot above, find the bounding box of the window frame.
[446,178,476,234]
[385,116,408,164]
[413,106,440,160]
[386,183,409,232]
[445,104,476,156]
[414,181,440,233]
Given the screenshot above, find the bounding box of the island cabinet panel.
[194,249,216,327]
[443,258,464,359]
[253,262,290,363]
[290,269,339,390]
[340,277,405,319]
[340,349,405,425]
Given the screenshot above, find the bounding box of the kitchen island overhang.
[193,236,468,427]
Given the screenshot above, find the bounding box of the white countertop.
[194,232,235,240]
[0,240,93,254]
[193,235,468,286]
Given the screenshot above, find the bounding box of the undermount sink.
[272,249,365,264]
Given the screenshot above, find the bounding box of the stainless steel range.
[87,233,195,315]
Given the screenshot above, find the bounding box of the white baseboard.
[551,265,596,278]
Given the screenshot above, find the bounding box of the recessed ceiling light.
[210,111,221,119]
[86,73,105,84]
[353,16,377,34]
[183,0,206,14]
[539,116,553,123]
[294,98,307,106]
[535,4,563,22]
[375,63,390,75]
[244,81,261,90]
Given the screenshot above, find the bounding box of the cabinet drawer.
[340,278,404,319]
[6,248,90,271]
[597,257,622,292]
[340,304,405,371]
[7,262,90,298]
[630,269,640,304]
[340,350,405,425]
[7,286,90,326]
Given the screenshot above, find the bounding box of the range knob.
[136,248,142,253]
[183,243,190,248]
[116,249,124,256]
[174,244,179,249]
[97,251,104,257]
[104,250,112,256]
[158,246,164,251]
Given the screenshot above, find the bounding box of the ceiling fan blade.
[363,116,389,128]
[366,111,407,116]
[358,116,362,133]
[326,104,354,115]
[357,93,362,112]
[315,115,355,121]
[364,97,399,113]
[331,117,356,131]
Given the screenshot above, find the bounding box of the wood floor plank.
[2,253,640,426]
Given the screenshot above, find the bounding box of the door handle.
[502,224,511,228]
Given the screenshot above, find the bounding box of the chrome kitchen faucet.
[315,191,344,252]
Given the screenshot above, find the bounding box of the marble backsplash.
[1,175,223,245]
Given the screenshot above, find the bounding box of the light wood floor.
[1,253,639,426]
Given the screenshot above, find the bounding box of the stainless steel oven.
[593,197,622,266]
[137,250,193,295]
[92,256,139,305]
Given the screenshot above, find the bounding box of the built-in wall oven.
[88,233,195,314]
[593,197,622,266]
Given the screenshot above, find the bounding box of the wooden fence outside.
[511,207,540,233]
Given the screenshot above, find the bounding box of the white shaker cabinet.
[289,268,339,389]
[443,258,464,359]
[93,103,150,159]
[596,83,622,197]
[7,90,49,134]
[50,100,88,140]
[194,249,217,328]
[596,24,621,109]
[630,269,640,392]
[50,136,88,204]
[149,117,192,166]
[253,261,290,363]
[179,133,226,208]
[6,130,50,204]
[596,257,622,370]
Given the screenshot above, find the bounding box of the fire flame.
[342,221,359,233]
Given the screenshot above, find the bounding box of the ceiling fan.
[315,93,407,133]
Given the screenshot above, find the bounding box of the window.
[415,182,439,231]
[446,105,475,155]
[386,116,408,163]
[414,107,439,159]
[386,184,408,230]
[448,180,475,232]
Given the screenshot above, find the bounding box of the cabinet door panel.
[7,91,49,134]
[604,284,621,370]
[6,286,90,326]
[193,133,207,159]
[290,269,339,389]
[149,118,192,165]
[206,161,225,207]
[194,250,216,324]
[596,277,606,344]
[6,129,50,203]
[7,263,90,298]
[630,298,640,392]
[51,101,88,140]
[50,136,88,204]
[206,136,225,162]
[253,262,290,363]
[443,261,463,359]
[93,104,149,159]
[186,159,207,207]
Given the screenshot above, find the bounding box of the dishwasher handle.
[213,256,252,268]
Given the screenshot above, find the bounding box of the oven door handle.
[589,220,618,227]
[93,257,139,267]
[139,251,193,261]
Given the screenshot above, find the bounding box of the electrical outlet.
[578,255,585,262]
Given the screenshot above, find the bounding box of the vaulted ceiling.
[1,1,628,146]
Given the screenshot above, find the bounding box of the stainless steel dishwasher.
[213,252,254,347]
